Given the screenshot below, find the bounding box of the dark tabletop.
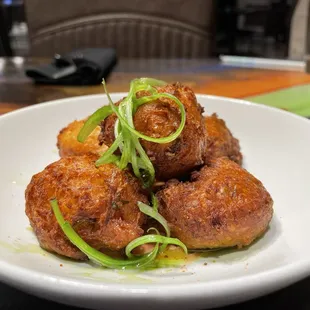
[0,57,309,309]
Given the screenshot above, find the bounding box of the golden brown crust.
[99,114,117,147]
[156,157,273,249]
[25,155,147,260]
[99,83,208,180]
[205,114,242,165]
[57,119,108,158]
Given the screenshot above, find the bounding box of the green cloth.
[246,84,310,117]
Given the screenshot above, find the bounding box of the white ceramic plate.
[0,93,310,310]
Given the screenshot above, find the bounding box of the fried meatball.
[57,119,108,158]
[25,155,147,260]
[205,113,242,165]
[99,83,208,180]
[156,157,273,249]
[99,113,117,148]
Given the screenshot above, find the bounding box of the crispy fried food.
[99,113,117,148]
[99,83,208,180]
[25,155,147,260]
[156,157,273,249]
[57,120,108,158]
[205,113,242,165]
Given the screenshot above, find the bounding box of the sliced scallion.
[77,106,113,143]
[50,199,160,269]
[78,77,186,188]
[138,201,170,237]
[125,234,187,259]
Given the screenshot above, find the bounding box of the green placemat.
[246,84,310,117]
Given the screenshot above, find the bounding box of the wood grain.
[1,57,310,115]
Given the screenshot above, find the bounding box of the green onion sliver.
[101,79,156,187]
[151,193,158,212]
[130,141,141,178]
[138,201,170,237]
[139,197,171,253]
[125,234,187,259]
[134,77,167,87]
[50,199,159,269]
[99,154,120,165]
[95,133,123,166]
[102,81,186,144]
[77,105,113,143]
[132,138,155,187]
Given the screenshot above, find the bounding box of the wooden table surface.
[1,57,310,310]
[2,57,310,115]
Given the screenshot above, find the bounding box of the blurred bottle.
[9,21,29,56]
[4,0,29,56]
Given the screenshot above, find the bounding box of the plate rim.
[1,92,310,127]
[0,93,310,301]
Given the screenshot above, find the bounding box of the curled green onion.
[138,196,172,253]
[59,78,190,268]
[125,234,187,259]
[78,77,186,188]
[98,80,155,187]
[100,79,185,187]
[147,227,161,234]
[138,201,170,237]
[103,82,186,144]
[50,199,159,269]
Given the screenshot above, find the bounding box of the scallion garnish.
[125,234,187,259]
[78,77,186,188]
[50,199,159,269]
[77,106,113,143]
[51,198,187,269]
[137,200,170,237]
[52,78,189,269]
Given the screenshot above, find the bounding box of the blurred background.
[0,0,306,60]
